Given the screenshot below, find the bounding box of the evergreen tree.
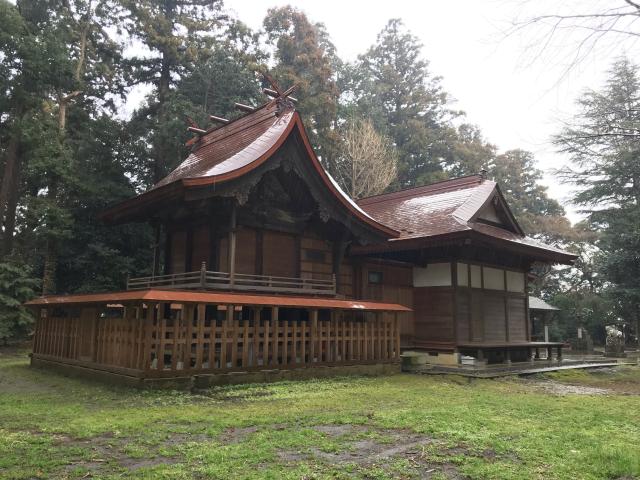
[555,57,640,346]
[491,149,568,238]
[262,6,341,174]
[119,0,228,184]
[342,19,458,188]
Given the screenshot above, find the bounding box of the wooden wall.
[357,260,414,346]
[414,287,454,345]
[453,263,529,345]
[166,224,356,289]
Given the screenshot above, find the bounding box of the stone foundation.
[31,355,399,390]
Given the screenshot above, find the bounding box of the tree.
[509,1,640,78]
[263,6,340,174]
[0,262,39,344]
[335,118,398,199]
[441,123,496,178]
[555,57,640,347]
[491,149,569,239]
[342,19,459,188]
[119,0,228,184]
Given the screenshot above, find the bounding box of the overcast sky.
[227,0,640,222]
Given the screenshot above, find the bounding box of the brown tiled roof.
[357,175,576,262]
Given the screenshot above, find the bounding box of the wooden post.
[272,307,279,366]
[292,320,298,365]
[152,224,161,278]
[226,304,233,368]
[264,311,270,366]
[224,305,238,368]
[253,308,261,367]
[242,319,249,368]
[395,313,401,360]
[196,304,205,369]
[143,303,156,371]
[200,262,207,289]
[219,307,228,369]
[157,303,167,370]
[282,317,288,366]
[310,310,318,363]
[229,203,237,289]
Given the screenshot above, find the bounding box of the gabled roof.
[101,101,398,238]
[356,175,576,263]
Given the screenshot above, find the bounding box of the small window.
[413,263,452,287]
[368,271,383,284]
[483,266,505,290]
[506,271,525,293]
[304,249,326,262]
[457,263,468,286]
[470,264,482,288]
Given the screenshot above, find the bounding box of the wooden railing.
[127,264,336,296]
[32,302,401,378]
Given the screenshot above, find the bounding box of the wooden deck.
[408,360,622,378]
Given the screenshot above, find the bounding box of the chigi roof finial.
[479,168,488,181]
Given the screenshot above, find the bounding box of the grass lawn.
[1,350,639,480]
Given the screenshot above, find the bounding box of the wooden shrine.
[27,78,576,385]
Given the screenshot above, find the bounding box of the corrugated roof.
[25,289,412,312]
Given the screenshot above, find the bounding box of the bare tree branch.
[335,118,398,199]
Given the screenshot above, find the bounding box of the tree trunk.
[0,132,21,259]
[2,158,21,257]
[42,239,58,295]
[154,51,172,182]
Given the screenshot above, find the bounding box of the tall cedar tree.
[342,19,458,188]
[492,150,568,239]
[120,0,227,185]
[555,57,640,346]
[263,6,341,175]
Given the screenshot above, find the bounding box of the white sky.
[226,0,640,222]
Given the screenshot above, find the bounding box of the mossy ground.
[1,349,639,479]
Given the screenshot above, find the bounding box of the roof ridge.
[198,99,272,137]
[192,103,278,153]
[358,174,485,206]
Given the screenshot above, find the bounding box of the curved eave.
[101,111,399,238]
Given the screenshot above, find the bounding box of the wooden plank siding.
[357,260,414,346]
[31,303,401,378]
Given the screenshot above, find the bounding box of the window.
[368,271,383,284]
[304,249,326,262]
[470,265,482,288]
[506,271,525,292]
[413,263,452,287]
[483,266,505,290]
[457,263,468,286]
